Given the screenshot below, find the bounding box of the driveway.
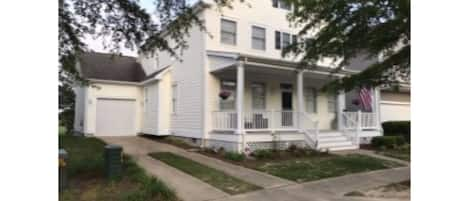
[99,136,410,201]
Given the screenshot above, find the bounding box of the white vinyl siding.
[221,19,237,45]
[328,94,337,113]
[251,26,266,50]
[220,81,236,110]
[305,88,317,113]
[251,83,266,109]
[172,83,178,114]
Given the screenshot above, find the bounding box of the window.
[251,83,266,109]
[282,32,291,48]
[275,31,281,49]
[172,83,178,114]
[275,31,297,50]
[272,0,291,10]
[251,26,266,50]
[328,93,337,113]
[305,88,317,113]
[221,19,237,45]
[220,81,236,110]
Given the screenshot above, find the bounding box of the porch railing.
[212,110,299,131]
[342,111,378,130]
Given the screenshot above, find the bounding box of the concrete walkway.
[215,167,410,201]
[99,136,292,200]
[99,137,229,201]
[99,136,410,201]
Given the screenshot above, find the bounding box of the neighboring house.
[74,0,388,152]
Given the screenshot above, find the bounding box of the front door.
[281,84,293,127]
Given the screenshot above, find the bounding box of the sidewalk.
[215,167,410,201]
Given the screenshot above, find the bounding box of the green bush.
[223,151,245,162]
[371,136,406,149]
[252,149,274,160]
[382,121,410,143]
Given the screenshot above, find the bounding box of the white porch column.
[236,61,245,150]
[373,87,382,131]
[296,70,305,129]
[337,90,346,130]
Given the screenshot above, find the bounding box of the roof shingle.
[78,52,146,82]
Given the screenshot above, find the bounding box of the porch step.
[313,131,359,152]
[318,136,349,143]
[324,145,360,152]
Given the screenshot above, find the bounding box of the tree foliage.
[283,0,410,92]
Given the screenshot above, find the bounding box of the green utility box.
[59,149,68,191]
[104,144,123,180]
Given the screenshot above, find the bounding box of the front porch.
[206,51,382,152]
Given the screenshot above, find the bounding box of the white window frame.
[251,26,266,50]
[251,82,266,110]
[220,19,237,45]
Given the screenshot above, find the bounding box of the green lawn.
[246,154,402,183]
[377,148,410,161]
[150,152,262,195]
[59,135,178,201]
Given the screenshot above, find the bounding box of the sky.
[84,0,198,57]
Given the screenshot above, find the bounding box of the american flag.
[359,87,373,111]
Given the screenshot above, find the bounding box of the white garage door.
[96,98,137,136]
[380,102,410,122]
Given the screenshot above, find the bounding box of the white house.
[74,0,396,153]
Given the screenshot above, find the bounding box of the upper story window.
[221,19,237,45]
[251,26,266,50]
[275,31,297,50]
[272,0,292,11]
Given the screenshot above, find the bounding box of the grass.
[143,135,198,150]
[200,148,402,183]
[251,154,402,182]
[59,135,178,201]
[149,152,261,195]
[377,145,410,161]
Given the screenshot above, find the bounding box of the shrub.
[223,151,245,162]
[252,149,274,160]
[371,136,406,149]
[382,121,410,143]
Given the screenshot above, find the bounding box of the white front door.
[95,98,137,136]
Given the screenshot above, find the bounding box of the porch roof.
[207,50,355,76]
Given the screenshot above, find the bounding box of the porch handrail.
[300,112,319,149]
[341,111,361,145]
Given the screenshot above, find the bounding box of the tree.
[283,0,410,92]
[59,0,238,130]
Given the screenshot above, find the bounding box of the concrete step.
[327,145,359,151]
[317,135,348,142]
[318,141,353,148]
[317,132,343,138]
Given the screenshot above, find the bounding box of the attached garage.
[96,98,138,136]
[380,91,410,122]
